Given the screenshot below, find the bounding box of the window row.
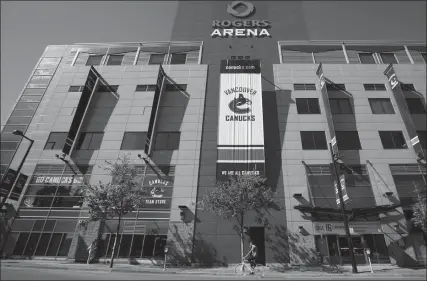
[68,84,187,93]
[300,130,426,150]
[295,98,426,115]
[281,45,427,65]
[97,234,167,259]
[294,83,415,92]
[12,232,72,257]
[83,53,190,66]
[44,132,181,151]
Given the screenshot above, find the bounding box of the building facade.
[1,1,426,267]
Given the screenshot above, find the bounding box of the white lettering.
[211,29,222,37]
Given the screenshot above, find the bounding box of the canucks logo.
[151,186,164,198]
[228,93,252,114]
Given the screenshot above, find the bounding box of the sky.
[1,1,426,126]
[1,1,179,126]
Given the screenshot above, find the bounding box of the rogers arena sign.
[211,20,271,38]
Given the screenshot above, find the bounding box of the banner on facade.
[316,64,338,155]
[216,59,265,181]
[63,66,100,155]
[144,65,166,156]
[0,168,18,197]
[335,173,349,206]
[384,64,425,159]
[9,173,28,201]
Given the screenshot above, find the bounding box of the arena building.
[1,0,426,267]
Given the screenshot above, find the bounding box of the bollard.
[366,249,374,273]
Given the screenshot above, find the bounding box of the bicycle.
[234,259,265,278]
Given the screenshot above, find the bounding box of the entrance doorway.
[249,227,265,265]
[316,234,390,265]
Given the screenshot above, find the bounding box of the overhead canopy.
[294,203,401,220]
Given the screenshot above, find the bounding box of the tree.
[76,155,147,268]
[199,174,275,261]
[411,184,427,235]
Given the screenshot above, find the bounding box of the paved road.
[1,266,426,280]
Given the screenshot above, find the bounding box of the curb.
[2,263,426,278]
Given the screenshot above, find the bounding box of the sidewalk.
[1,259,426,278]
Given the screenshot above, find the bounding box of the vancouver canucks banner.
[384,64,425,159]
[217,60,265,181]
[316,63,338,156]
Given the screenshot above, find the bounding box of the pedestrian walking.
[87,238,98,264]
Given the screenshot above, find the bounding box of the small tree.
[200,174,275,261]
[411,184,427,235]
[76,155,147,268]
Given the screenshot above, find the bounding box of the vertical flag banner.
[216,60,265,181]
[0,168,18,198]
[384,64,425,159]
[317,64,338,156]
[145,65,166,156]
[62,67,100,156]
[335,173,349,206]
[9,173,28,201]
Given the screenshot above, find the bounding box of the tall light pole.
[329,143,358,273]
[0,130,34,209]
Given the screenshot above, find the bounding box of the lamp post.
[329,143,358,274]
[0,130,34,209]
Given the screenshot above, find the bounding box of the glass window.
[296,98,321,114]
[405,98,426,114]
[44,132,68,150]
[37,58,61,69]
[28,76,51,88]
[364,84,386,91]
[380,53,398,64]
[135,85,157,92]
[6,117,32,125]
[170,53,187,64]
[23,233,41,256]
[164,84,187,91]
[68,86,84,92]
[300,131,327,150]
[44,220,56,231]
[369,98,395,114]
[142,235,155,257]
[15,102,38,110]
[416,131,426,149]
[329,99,353,114]
[35,233,51,256]
[23,88,45,96]
[121,132,147,150]
[359,53,376,64]
[57,233,72,256]
[97,85,119,92]
[86,55,103,66]
[106,55,124,66]
[401,84,416,91]
[11,110,36,117]
[19,95,42,103]
[46,233,63,256]
[155,132,180,150]
[379,131,406,149]
[293,84,316,90]
[1,141,19,151]
[13,233,30,255]
[118,234,133,257]
[422,53,427,63]
[335,131,362,150]
[326,84,346,92]
[148,54,165,65]
[130,235,144,258]
[1,151,14,164]
[76,132,104,150]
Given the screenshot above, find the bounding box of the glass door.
[338,236,366,264]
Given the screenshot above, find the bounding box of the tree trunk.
[239,217,244,262]
[109,214,121,268]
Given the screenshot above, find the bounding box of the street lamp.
[0,130,34,209]
[329,143,358,274]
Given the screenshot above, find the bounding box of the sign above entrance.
[313,222,383,235]
[211,1,271,38]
